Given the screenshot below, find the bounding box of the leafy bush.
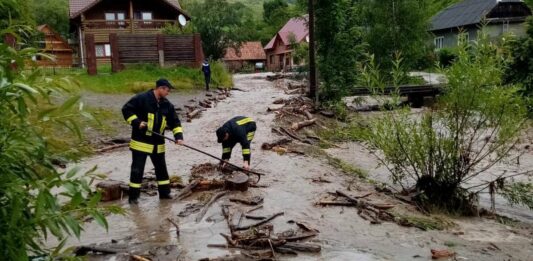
[503,17,533,100]
[0,29,122,259]
[437,47,458,67]
[358,31,531,214]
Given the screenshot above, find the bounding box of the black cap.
[216,127,227,143]
[156,78,174,89]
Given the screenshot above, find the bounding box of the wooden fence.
[84,33,204,74]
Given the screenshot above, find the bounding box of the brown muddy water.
[56,73,533,260]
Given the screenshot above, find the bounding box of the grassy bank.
[43,62,233,94]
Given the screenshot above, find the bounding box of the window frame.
[434,36,444,50]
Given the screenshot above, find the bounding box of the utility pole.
[308,0,317,103]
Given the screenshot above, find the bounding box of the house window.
[105,12,126,26]
[434,36,444,49]
[95,44,111,57]
[269,55,274,64]
[503,21,510,32]
[141,12,152,20]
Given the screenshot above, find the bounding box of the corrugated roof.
[69,0,188,19]
[224,42,266,61]
[264,15,308,50]
[430,0,525,31]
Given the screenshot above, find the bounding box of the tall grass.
[43,62,233,93]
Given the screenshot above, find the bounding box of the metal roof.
[430,0,526,31]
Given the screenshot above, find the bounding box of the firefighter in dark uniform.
[216,116,256,170]
[122,78,184,204]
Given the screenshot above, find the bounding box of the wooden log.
[281,232,318,242]
[74,245,119,255]
[319,110,335,118]
[246,204,263,214]
[95,143,129,153]
[261,138,292,150]
[317,201,355,207]
[274,247,298,255]
[132,255,151,261]
[96,180,126,201]
[273,98,285,104]
[176,180,199,200]
[196,191,229,222]
[291,119,316,131]
[279,127,305,143]
[281,242,321,253]
[229,196,264,206]
[235,212,284,231]
[245,215,266,220]
[194,179,226,191]
[224,172,249,191]
[187,109,202,119]
[301,110,314,120]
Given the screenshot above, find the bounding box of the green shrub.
[436,47,457,67]
[0,29,122,259]
[359,31,531,214]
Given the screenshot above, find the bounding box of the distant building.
[35,24,73,67]
[430,0,532,49]
[264,16,308,71]
[223,42,267,72]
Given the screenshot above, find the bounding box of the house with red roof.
[223,41,267,72]
[264,16,308,71]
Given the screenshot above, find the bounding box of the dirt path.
[65,73,533,260]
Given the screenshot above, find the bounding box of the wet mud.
[58,73,532,260]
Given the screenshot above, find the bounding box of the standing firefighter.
[216,116,256,170]
[201,59,211,91]
[122,78,184,204]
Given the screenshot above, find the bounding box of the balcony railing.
[83,19,176,30]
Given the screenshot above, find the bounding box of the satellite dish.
[178,14,187,27]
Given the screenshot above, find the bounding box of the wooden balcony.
[82,19,176,31]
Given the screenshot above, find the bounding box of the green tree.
[359,32,532,214]
[32,0,69,37]
[0,0,35,28]
[0,27,122,259]
[315,0,365,101]
[188,0,250,60]
[504,17,533,100]
[362,0,431,70]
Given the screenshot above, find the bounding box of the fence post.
[85,34,97,75]
[157,34,165,67]
[109,33,121,73]
[193,33,204,67]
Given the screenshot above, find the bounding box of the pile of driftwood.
[317,190,396,225]
[204,203,321,260]
[183,88,232,122]
[176,163,252,201]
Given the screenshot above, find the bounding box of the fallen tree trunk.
[291,119,316,131]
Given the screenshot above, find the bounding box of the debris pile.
[182,88,232,122]
[203,203,321,260]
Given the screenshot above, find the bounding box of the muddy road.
[64,73,532,260]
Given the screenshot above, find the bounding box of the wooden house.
[69,0,191,65]
[264,16,308,71]
[430,0,532,49]
[223,41,267,72]
[35,24,73,67]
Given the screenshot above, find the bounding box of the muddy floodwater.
[57,73,533,260]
